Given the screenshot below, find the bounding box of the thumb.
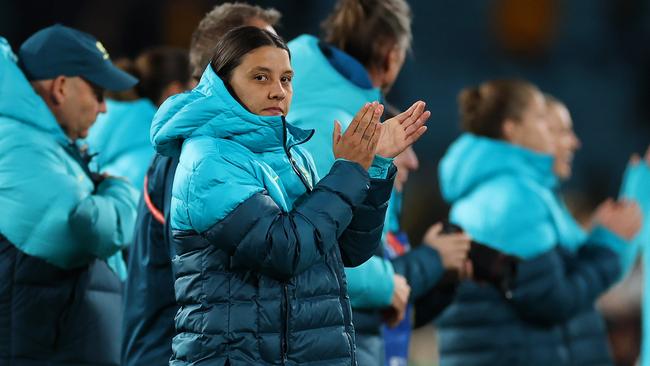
[332,120,342,146]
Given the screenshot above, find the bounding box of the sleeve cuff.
[368,155,394,179]
[589,225,628,255]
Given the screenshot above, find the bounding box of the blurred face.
[229,46,293,116]
[502,91,554,155]
[547,102,580,179]
[41,76,106,140]
[393,146,419,192]
[381,46,406,94]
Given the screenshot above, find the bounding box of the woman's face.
[503,91,555,155]
[547,102,581,180]
[229,46,293,116]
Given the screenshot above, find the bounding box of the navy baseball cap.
[18,24,137,91]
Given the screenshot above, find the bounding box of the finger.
[357,103,382,143]
[348,102,371,136]
[391,101,420,124]
[404,126,428,146]
[332,120,342,147]
[399,102,425,130]
[630,153,641,165]
[368,123,383,154]
[404,101,424,120]
[354,102,378,139]
[363,105,383,146]
[404,110,431,136]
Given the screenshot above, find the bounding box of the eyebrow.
[250,66,293,76]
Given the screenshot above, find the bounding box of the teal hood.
[0,37,67,144]
[86,98,157,187]
[287,34,381,178]
[439,133,587,258]
[151,65,312,158]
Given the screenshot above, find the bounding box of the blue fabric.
[0,238,125,365]
[18,24,137,91]
[0,37,137,274]
[121,154,178,366]
[86,98,157,189]
[618,162,650,366]
[289,34,397,316]
[356,334,385,366]
[151,64,394,365]
[320,41,374,89]
[440,133,592,258]
[0,36,136,365]
[383,229,411,366]
[437,133,622,366]
[288,34,381,179]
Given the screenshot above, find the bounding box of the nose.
[269,81,286,100]
[572,132,581,150]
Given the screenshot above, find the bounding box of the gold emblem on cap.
[95,41,110,60]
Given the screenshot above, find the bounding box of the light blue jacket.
[86,98,157,190]
[289,34,395,308]
[619,161,650,365]
[437,133,625,366]
[0,37,138,278]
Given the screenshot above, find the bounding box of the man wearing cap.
[0,25,138,366]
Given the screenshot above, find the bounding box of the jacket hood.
[0,37,66,142]
[151,65,313,158]
[439,133,557,204]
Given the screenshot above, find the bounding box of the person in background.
[546,86,650,365]
[288,1,462,363]
[0,25,138,365]
[121,4,281,366]
[436,79,641,366]
[85,47,192,189]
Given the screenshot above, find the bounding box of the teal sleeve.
[345,255,395,309]
[368,155,394,179]
[69,177,139,260]
[617,162,650,276]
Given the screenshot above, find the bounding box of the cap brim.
[84,62,138,91]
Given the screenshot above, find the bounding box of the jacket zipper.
[281,116,312,193]
[281,283,289,364]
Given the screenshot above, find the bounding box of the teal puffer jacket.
[151,65,395,365]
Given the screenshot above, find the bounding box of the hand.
[629,145,650,166]
[423,222,471,273]
[376,101,430,158]
[593,198,643,240]
[385,274,411,328]
[332,102,383,170]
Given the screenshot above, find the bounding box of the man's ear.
[502,118,517,141]
[49,76,68,106]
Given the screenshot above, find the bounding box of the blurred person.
[150,26,425,365]
[121,3,281,366]
[380,144,472,366]
[287,1,452,364]
[85,47,192,189]
[0,25,138,365]
[436,79,641,366]
[619,147,650,366]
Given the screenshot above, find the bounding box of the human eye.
[281,75,292,84]
[253,74,269,81]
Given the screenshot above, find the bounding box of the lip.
[262,107,284,115]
